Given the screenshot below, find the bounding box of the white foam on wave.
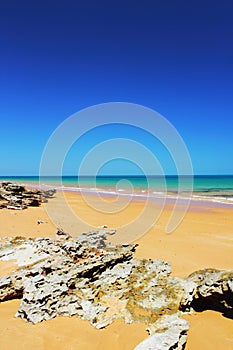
[21,182,233,207]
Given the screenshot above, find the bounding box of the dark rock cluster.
[0,182,56,209]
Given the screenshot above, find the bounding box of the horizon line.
[0,174,233,177]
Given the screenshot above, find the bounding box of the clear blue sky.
[0,0,232,175]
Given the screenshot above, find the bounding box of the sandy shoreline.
[0,190,232,349]
[15,181,233,208]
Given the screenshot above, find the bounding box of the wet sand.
[0,191,232,349]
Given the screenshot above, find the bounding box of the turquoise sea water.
[0,175,233,201]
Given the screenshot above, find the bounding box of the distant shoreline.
[1,176,233,208]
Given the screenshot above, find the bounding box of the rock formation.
[0,182,56,209]
[0,230,232,350]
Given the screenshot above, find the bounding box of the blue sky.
[0,0,233,175]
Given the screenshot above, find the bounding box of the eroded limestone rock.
[0,230,232,350]
[0,182,56,209]
[135,314,189,350]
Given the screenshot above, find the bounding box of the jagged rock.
[135,314,189,350]
[76,230,108,248]
[0,230,232,350]
[0,273,24,302]
[0,182,56,209]
[182,269,233,318]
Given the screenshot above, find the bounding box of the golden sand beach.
[0,191,232,349]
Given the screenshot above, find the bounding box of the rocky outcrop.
[183,269,233,319]
[0,182,56,209]
[0,230,232,350]
[134,314,189,350]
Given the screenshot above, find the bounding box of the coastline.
[0,186,232,349]
[2,179,233,209]
[1,175,233,208]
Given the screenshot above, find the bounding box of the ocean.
[0,175,233,205]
